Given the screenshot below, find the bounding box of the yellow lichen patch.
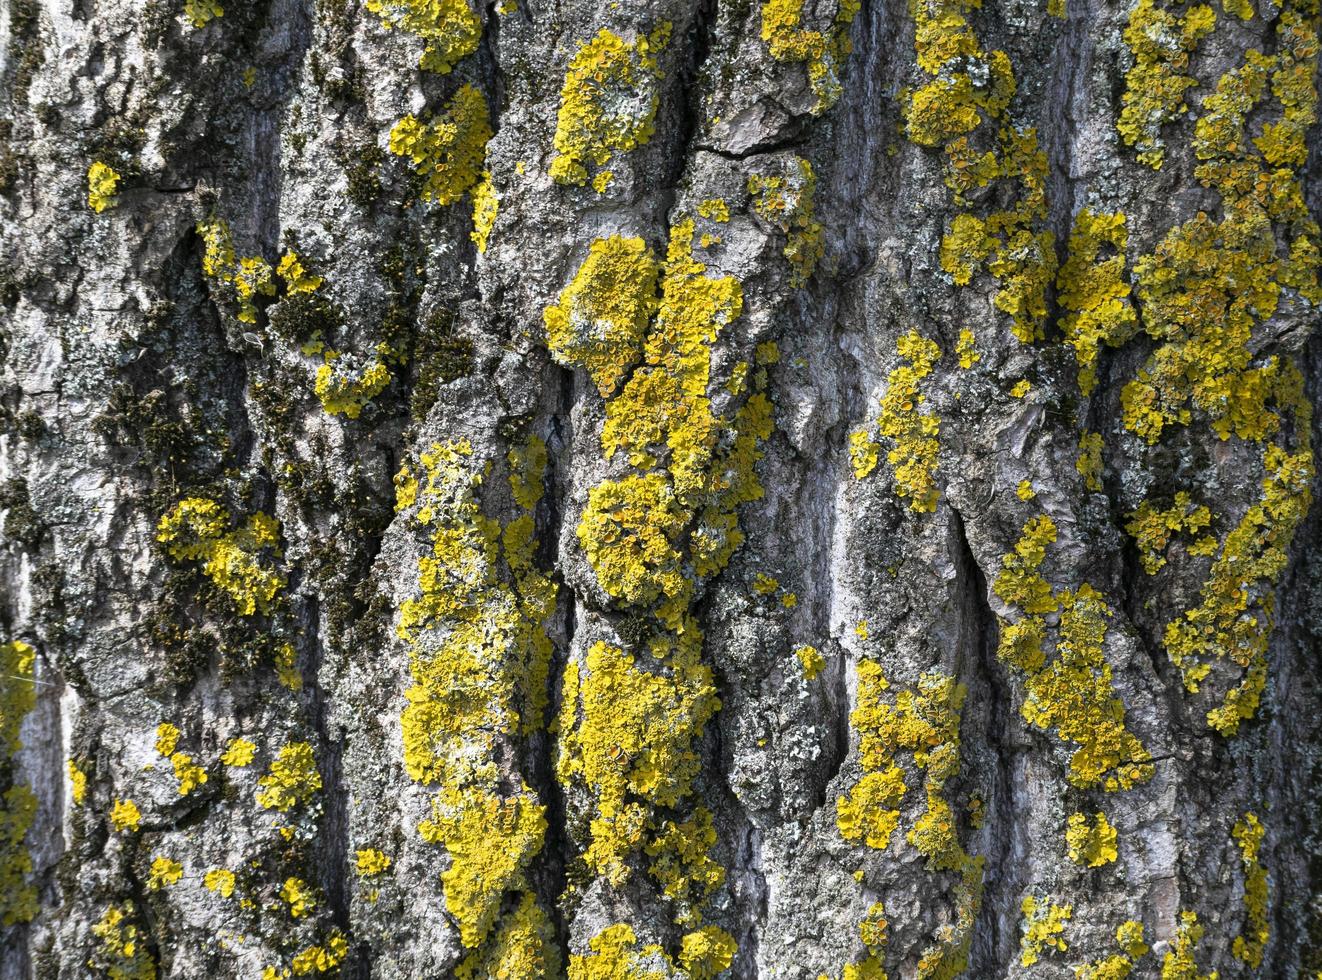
[388,84,492,205]
[154,723,180,757]
[567,922,736,980]
[1164,429,1314,734]
[1231,812,1268,967]
[110,798,141,832]
[1161,911,1216,979]
[1075,920,1148,980]
[856,331,942,512]
[87,162,120,213]
[698,198,730,222]
[147,855,184,890]
[544,235,660,396]
[795,645,825,680]
[91,903,157,980]
[277,251,323,295]
[355,848,392,877]
[365,0,480,73]
[1056,210,1137,395]
[418,784,546,947]
[645,807,726,926]
[1065,811,1118,867]
[234,256,276,325]
[314,351,391,419]
[1016,481,1035,501]
[560,213,769,959]
[760,0,862,113]
[557,641,719,884]
[280,877,316,918]
[221,737,256,767]
[287,930,349,975]
[748,157,824,286]
[255,742,321,812]
[1077,432,1104,492]
[904,0,1056,342]
[1020,895,1071,967]
[956,329,979,368]
[67,759,87,806]
[838,902,888,979]
[470,171,499,253]
[0,640,36,926]
[158,498,285,616]
[1010,380,1031,398]
[1126,493,1213,574]
[837,661,970,868]
[394,436,558,957]
[549,25,672,189]
[454,892,562,980]
[184,0,223,27]
[204,868,236,898]
[1118,0,1216,168]
[994,520,1154,791]
[849,430,880,479]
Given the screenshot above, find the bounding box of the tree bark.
[1,0,1320,976]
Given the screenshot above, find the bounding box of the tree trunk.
[1,0,1319,976]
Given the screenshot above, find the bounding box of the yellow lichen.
[221,737,257,767]
[365,0,480,73]
[280,877,316,918]
[1231,812,1268,967]
[549,25,672,189]
[1117,0,1216,168]
[204,868,236,898]
[1077,432,1104,492]
[388,84,492,205]
[255,742,321,812]
[795,645,825,680]
[1065,811,1118,867]
[1161,911,1216,979]
[91,904,157,980]
[904,0,1055,342]
[67,758,87,806]
[748,157,824,287]
[645,807,726,926]
[994,520,1154,790]
[567,922,736,980]
[147,855,183,890]
[1056,210,1137,395]
[454,892,562,980]
[1126,493,1213,574]
[395,436,558,957]
[1075,920,1148,980]
[157,499,285,616]
[0,640,36,926]
[544,235,659,397]
[856,331,942,512]
[1020,895,1072,967]
[87,162,120,213]
[760,0,862,113]
[470,171,499,253]
[184,0,223,27]
[355,848,392,877]
[276,251,323,295]
[110,798,141,833]
[314,352,391,419]
[956,329,979,369]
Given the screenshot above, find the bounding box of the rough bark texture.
[1,0,1321,977]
